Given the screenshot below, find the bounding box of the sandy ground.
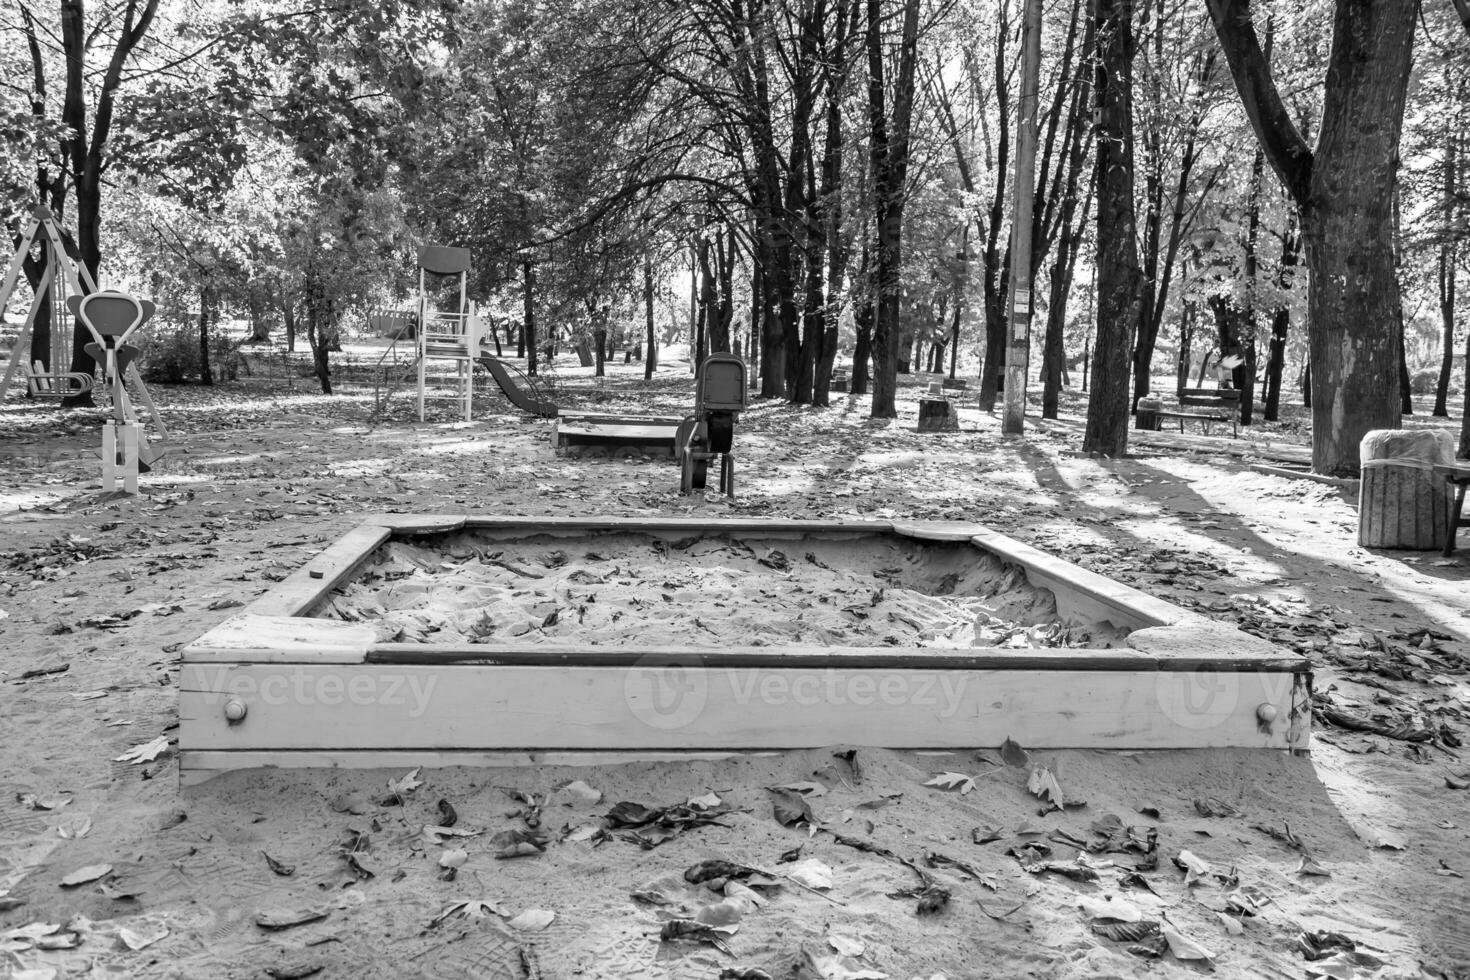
[0,360,1467,979]
[322,531,1119,649]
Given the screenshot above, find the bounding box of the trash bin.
[1358,429,1456,549]
[1135,396,1162,431]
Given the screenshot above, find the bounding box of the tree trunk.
[523,260,537,375]
[199,282,215,385]
[977,2,1013,412]
[283,292,297,353]
[1083,0,1142,457]
[1235,144,1265,426]
[1263,211,1299,421]
[852,289,874,396]
[1177,298,1194,395]
[1435,106,1458,417]
[1460,328,1470,458]
[303,260,333,395]
[594,310,607,379]
[1397,314,1412,415]
[1206,0,1417,475]
[865,0,921,419]
[1436,240,1456,418]
[644,256,657,380]
[59,0,160,408]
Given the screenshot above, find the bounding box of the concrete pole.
[1003,0,1044,435]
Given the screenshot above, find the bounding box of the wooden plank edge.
[180,749,778,787]
[241,522,394,618]
[458,516,897,536]
[362,642,1305,671]
[179,736,1309,789]
[183,615,374,664]
[965,526,1206,631]
[364,514,470,535]
[1248,463,1358,489]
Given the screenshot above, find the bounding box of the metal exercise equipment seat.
[68,291,158,492]
[677,353,747,496]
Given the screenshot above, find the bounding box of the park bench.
[830,367,850,392]
[1137,387,1240,438]
[1436,462,1470,557]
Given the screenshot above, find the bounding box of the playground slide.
[475,355,559,418]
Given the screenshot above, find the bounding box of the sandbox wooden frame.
[179,516,1311,786]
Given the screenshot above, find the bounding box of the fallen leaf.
[1193,797,1239,818]
[114,736,169,764]
[999,736,1032,768]
[1079,896,1143,923]
[429,899,510,927]
[661,917,734,953]
[489,827,550,858]
[801,946,887,979]
[1161,922,1214,962]
[1296,853,1331,877]
[777,781,828,798]
[1026,766,1065,807]
[117,922,169,950]
[1092,919,1162,943]
[1348,819,1407,851]
[507,908,555,932]
[1173,850,1211,886]
[924,771,977,795]
[17,793,71,811]
[559,779,602,804]
[1297,929,1358,962]
[57,816,91,840]
[255,908,330,930]
[422,824,482,845]
[972,825,1004,844]
[330,792,370,815]
[60,864,113,887]
[384,767,424,800]
[977,898,1025,919]
[725,880,767,908]
[695,898,746,930]
[770,787,816,826]
[828,933,866,957]
[1216,912,1245,936]
[786,857,835,891]
[261,851,295,876]
[564,823,600,842]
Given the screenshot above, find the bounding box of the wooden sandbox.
[178,516,1311,785]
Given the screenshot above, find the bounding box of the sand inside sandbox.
[314,531,1131,649]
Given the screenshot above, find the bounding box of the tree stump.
[1358,429,1456,549]
[917,398,958,433]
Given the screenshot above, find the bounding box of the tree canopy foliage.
[3,0,1466,471]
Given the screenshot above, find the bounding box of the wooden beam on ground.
[179,661,1309,784]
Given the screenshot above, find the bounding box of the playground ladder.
[415,246,478,422]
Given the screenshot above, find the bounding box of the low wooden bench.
[1140,387,1241,438]
[830,368,850,392]
[1435,462,1470,557]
